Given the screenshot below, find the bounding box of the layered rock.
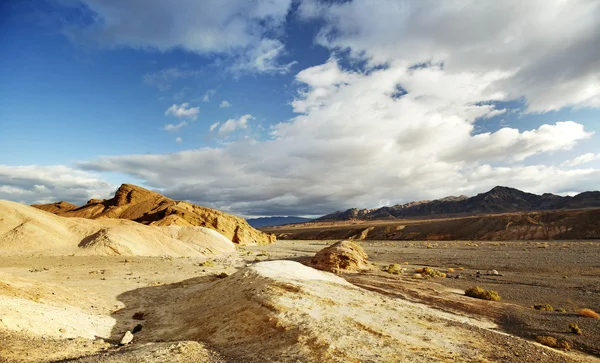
[32,184,275,245]
[0,200,235,257]
[310,240,369,273]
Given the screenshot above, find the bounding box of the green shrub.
[533,304,553,311]
[569,323,582,335]
[384,264,403,274]
[199,260,215,267]
[465,286,501,301]
[535,336,571,351]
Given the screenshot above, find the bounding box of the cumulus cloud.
[219,100,232,108]
[165,103,199,120]
[163,121,188,132]
[561,153,600,167]
[176,137,182,143]
[9,1,599,216]
[0,165,114,206]
[299,0,600,113]
[79,58,599,216]
[64,0,294,73]
[212,114,254,136]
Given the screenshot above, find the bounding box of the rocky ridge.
[33,184,275,245]
[318,186,600,222]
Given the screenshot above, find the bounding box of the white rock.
[120,331,134,345]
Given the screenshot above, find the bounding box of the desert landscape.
[1,185,599,362]
[3,2,600,362]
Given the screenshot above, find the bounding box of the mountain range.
[318,186,600,221]
[246,216,313,228]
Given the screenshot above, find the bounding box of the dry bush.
[415,267,446,278]
[535,336,571,351]
[555,308,566,313]
[533,304,553,311]
[447,268,455,273]
[465,286,501,301]
[384,264,403,274]
[569,323,582,335]
[577,308,599,319]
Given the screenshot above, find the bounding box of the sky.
[1,0,600,218]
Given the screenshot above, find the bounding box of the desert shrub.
[465,286,501,301]
[415,267,446,278]
[577,308,599,319]
[535,336,571,351]
[447,268,455,273]
[199,260,215,267]
[533,304,553,311]
[215,272,228,279]
[384,264,403,274]
[569,323,582,335]
[555,308,566,313]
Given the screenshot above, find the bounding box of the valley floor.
[0,240,599,362]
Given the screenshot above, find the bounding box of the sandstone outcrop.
[32,184,275,245]
[310,240,369,273]
[0,200,235,257]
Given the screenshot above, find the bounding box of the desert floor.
[0,240,599,362]
[243,240,600,357]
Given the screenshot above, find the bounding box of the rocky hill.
[0,200,236,256]
[32,184,275,245]
[318,186,600,221]
[270,208,600,241]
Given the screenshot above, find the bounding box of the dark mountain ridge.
[246,216,312,228]
[318,186,600,221]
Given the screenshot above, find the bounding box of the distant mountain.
[317,186,600,221]
[246,216,312,228]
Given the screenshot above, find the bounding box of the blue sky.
[1,0,599,217]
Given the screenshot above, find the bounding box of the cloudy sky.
[1,0,600,217]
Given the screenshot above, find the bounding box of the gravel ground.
[244,239,600,359]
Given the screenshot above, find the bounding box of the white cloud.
[11,1,600,216]
[0,165,114,206]
[176,137,183,143]
[561,153,600,167]
[203,89,216,102]
[163,121,188,132]
[80,59,599,215]
[143,67,199,90]
[66,0,294,74]
[219,100,232,108]
[165,103,199,120]
[299,0,600,113]
[212,114,254,136]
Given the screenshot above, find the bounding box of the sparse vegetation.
[569,323,582,335]
[384,264,403,274]
[447,268,455,273]
[577,308,599,319]
[533,304,553,311]
[415,267,446,278]
[464,286,501,301]
[555,308,566,313]
[199,260,215,267]
[535,336,571,351]
[215,272,229,279]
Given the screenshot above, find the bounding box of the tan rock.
[32,184,275,245]
[31,201,78,214]
[310,240,369,273]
